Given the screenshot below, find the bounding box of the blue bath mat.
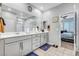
[26,52,38,56]
[40,43,51,51]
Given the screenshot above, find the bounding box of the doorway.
[60,12,75,51]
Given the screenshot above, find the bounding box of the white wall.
[43,3,74,46]
[43,3,74,24]
[75,4,79,50]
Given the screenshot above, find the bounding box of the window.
[63,17,74,32]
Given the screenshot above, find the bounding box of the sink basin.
[0,32,26,39]
[15,32,20,34]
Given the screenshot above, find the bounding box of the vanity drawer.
[41,34,45,37]
[5,36,26,44]
[26,35,31,39]
[32,43,40,50]
[32,34,40,38]
[32,37,40,43]
[36,34,40,37]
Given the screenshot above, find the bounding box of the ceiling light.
[8,8,12,11]
[40,6,44,10]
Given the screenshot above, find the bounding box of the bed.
[61,31,74,43]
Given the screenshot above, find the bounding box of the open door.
[60,12,76,55]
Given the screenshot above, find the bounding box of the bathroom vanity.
[0,31,48,56]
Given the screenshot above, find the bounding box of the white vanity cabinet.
[32,34,41,50]
[1,32,48,56]
[5,42,20,56]
[0,40,4,56]
[4,36,26,56]
[4,36,32,56]
[22,38,32,56]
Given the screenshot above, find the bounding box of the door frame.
[59,12,76,56]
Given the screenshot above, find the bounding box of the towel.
[0,19,4,32]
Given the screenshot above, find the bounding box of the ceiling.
[31,3,61,12]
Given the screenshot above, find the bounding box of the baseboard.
[48,42,54,45]
[47,42,61,47]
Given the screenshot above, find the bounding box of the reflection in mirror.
[1,4,39,33]
[24,16,37,32]
[2,5,20,32]
[16,18,24,32]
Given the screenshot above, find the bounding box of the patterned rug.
[40,43,51,51]
[26,52,38,56]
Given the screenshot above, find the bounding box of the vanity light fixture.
[27,5,32,12]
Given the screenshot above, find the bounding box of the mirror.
[1,4,39,33]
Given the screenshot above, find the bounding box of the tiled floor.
[34,46,74,56]
[61,41,74,50]
[27,44,74,56]
[27,42,74,56]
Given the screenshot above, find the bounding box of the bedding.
[61,32,74,40]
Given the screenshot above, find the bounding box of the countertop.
[0,31,48,39]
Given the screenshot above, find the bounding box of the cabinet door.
[0,40,4,56]
[33,36,40,44]
[32,35,41,50]
[0,47,4,56]
[32,43,40,50]
[22,39,32,55]
[44,33,48,43]
[5,42,20,56]
[41,34,46,46]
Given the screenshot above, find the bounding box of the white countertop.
[0,31,48,39]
